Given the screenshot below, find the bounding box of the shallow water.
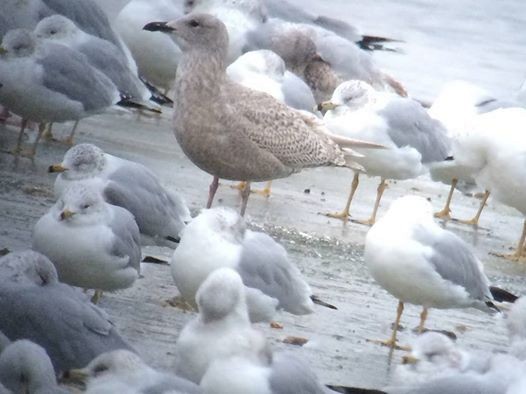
[1,1,526,390]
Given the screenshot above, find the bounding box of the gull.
[0,250,134,372]
[34,15,167,111]
[320,80,450,225]
[32,183,141,302]
[144,13,383,216]
[0,339,69,394]
[364,195,506,349]
[50,143,190,247]
[0,29,132,156]
[171,207,334,323]
[115,0,184,92]
[67,350,202,394]
[174,267,271,383]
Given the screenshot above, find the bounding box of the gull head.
[196,267,248,323]
[49,144,106,180]
[67,350,146,383]
[34,15,79,42]
[0,250,58,286]
[193,207,246,245]
[319,80,376,114]
[1,29,36,58]
[0,340,57,394]
[402,332,463,370]
[53,183,106,225]
[143,13,229,55]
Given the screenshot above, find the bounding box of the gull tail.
[117,94,162,114]
[311,295,338,310]
[357,35,404,52]
[381,73,408,97]
[140,76,173,106]
[327,132,387,150]
[490,286,518,303]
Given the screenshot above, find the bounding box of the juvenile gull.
[174,268,270,383]
[171,207,333,323]
[50,144,190,247]
[364,196,503,349]
[144,13,382,215]
[0,340,69,394]
[32,182,141,301]
[68,350,202,394]
[0,250,134,372]
[320,80,450,224]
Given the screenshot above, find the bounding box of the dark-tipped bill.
[143,21,174,32]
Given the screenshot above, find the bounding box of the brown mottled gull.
[144,13,382,216]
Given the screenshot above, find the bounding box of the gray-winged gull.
[170,207,334,323]
[32,182,141,301]
[0,340,69,394]
[67,350,202,394]
[320,80,450,224]
[144,13,382,215]
[49,143,190,247]
[0,250,134,372]
[174,267,270,383]
[364,196,505,349]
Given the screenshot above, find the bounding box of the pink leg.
[239,181,251,217]
[207,176,219,209]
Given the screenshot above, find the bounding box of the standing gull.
[364,195,506,349]
[320,80,450,224]
[144,13,382,216]
[0,250,134,372]
[171,207,334,323]
[32,183,141,301]
[49,143,190,247]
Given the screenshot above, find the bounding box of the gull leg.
[325,173,360,221]
[206,176,220,209]
[12,118,28,156]
[368,301,409,350]
[91,289,103,304]
[434,178,457,220]
[239,181,251,217]
[42,122,54,141]
[418,307,428,334]
[26,123,46,159]
[230,181,248,192]
[354,178,387,226]
[491,219,526,262]
[455,190,490,226]
[63,120,80,145]
[253,181,272,197]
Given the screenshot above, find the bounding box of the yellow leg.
[491,219,526,262]
[434,178,457,220]
[455,190,490,226]
[418,307,428,334]
[368,301,409,350]
[42,122,54,141]
[230,181,248,192]
[325,173,360,221]
[63,120,79,145]
[355,178,387,226]
[252,181,272,198]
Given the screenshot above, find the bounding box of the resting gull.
[49,143,190,247]
[0,250,134,372]
[32,182,141,301]
[144,13,382,215]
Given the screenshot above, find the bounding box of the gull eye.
[92,364,108,375]
[82,204,91,209]
[189,19,200,27]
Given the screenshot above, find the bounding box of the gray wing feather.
[269,352,327,394]
[41,0,123,50]
[379,98,451,163]
[142,375,203,394]
[104,162,187,240]
[107,206,141,272]
[238,231,311,314]
[0,282,133,372]
[413,226,491,301]
[78,38,145,100]
[282,71,316,112]
[38,42,116,112]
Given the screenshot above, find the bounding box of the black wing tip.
[165,235,181,244]
[490,286,519,303]
[117,96,162,114]
[327,385,387,394]
[311,295,338,310]
[141,256,170,265]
